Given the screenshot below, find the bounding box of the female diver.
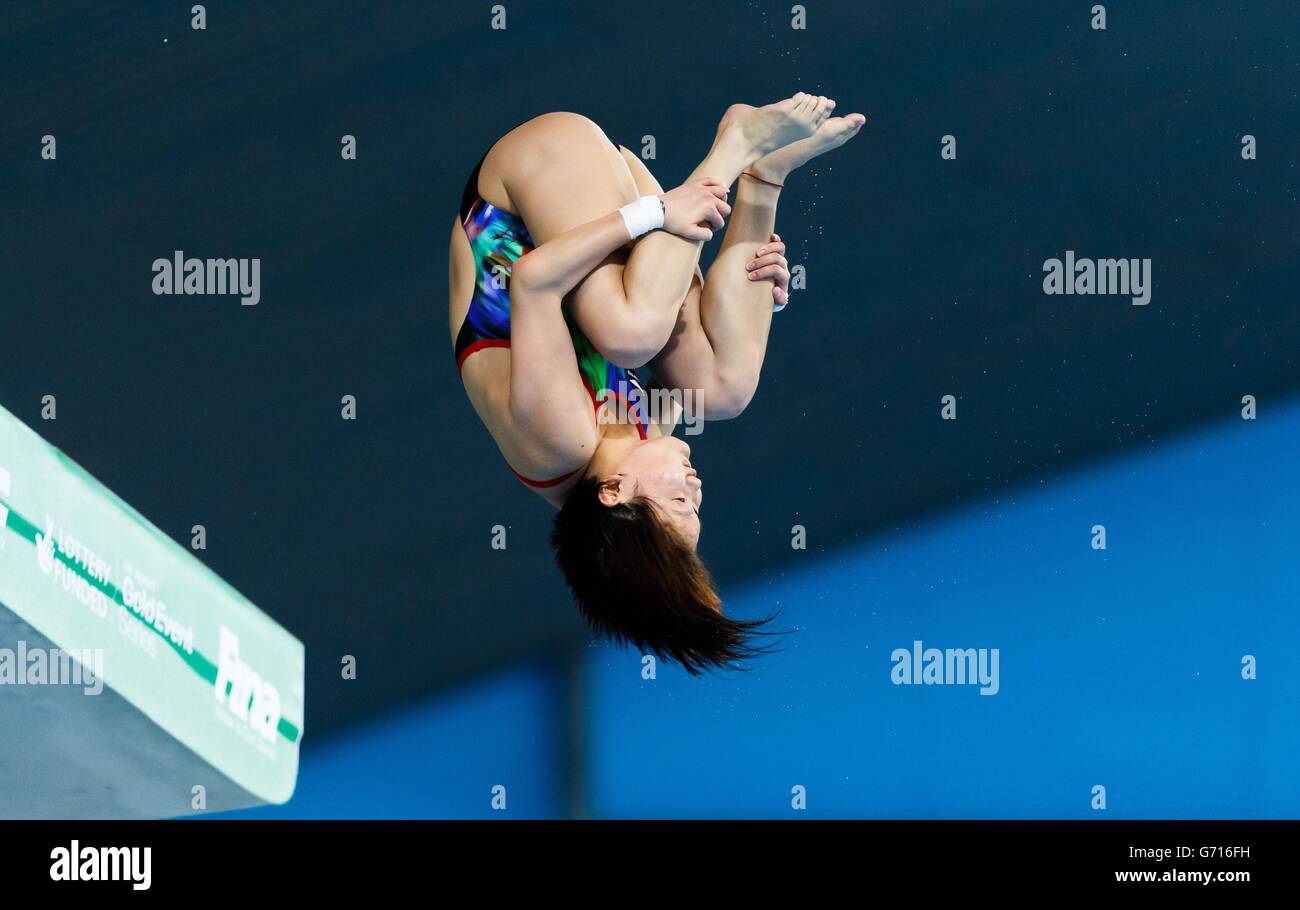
[448,93,865,671]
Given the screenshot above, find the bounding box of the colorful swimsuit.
[455,153,649,488]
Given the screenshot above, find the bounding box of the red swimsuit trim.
[510,466,579,488]
[456,338,511,374]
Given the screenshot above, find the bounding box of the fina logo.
[213,625,282,743]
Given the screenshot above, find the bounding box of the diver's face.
[605,436,703,547]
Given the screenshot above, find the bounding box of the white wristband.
[619,195,665,239]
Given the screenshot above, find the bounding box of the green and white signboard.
[0,404,303,817]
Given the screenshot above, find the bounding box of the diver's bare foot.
[749,113,867,184]
[717,93,834,162]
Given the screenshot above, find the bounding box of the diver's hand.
[745,233,789,308]
[660,179,731,242]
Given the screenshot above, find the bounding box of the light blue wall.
[586,401,1300,818]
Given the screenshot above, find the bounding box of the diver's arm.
[505,194,726,459]
[512,212,641,298]
[504,213,635,461]
[512,181,729,299]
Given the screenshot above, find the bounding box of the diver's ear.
[596,478,622,507]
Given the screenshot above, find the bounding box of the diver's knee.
[599,319,673,370]
[601,342,654,371]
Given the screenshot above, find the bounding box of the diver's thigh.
[482,113,653,358]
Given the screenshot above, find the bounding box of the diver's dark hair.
[552,476,775,674]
